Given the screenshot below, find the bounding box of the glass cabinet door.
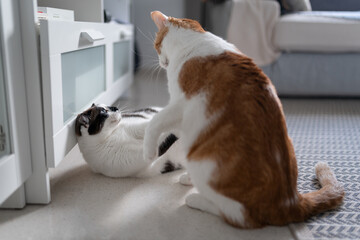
[62,46,106,123]
[113,40,130,82]
[0,0,32,206]
[0,44,10,159]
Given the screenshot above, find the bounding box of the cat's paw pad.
[179,173,192,186]
[185,193,202,209]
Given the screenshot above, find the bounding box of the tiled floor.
[0,70,296,240]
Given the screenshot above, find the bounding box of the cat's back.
[179,50,277,113]
[180,47,293,171]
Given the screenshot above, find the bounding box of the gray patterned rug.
[282,99,360,240]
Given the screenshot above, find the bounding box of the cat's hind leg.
[186,160,248,228]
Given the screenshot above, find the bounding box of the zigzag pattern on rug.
[282,99,360,240]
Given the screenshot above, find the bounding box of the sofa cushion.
[274,12,360,52]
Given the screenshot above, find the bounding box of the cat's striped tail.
[292,162,345,222]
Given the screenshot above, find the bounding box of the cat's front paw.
[179,173,192,186]
[143,135,157,162]
[143,145,157,162]
[143,125,159,162]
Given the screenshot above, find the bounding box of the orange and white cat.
[143,11,345,228]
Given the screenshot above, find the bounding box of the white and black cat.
[75,104,183,178]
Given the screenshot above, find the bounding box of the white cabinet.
[0,0,33,207]
[40,20,134,168]
[0,0,134,206]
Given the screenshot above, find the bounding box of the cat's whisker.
[133,53,158,61]
[121,106,129,112]
[153,65,162,84]
[134,57,159,70]
[155,64,162,85]
[116,104,129,112]
[148,31,155,42]
[147,63,160,83]
[137,60,159,70]
[136,27,155,45]
[130,48,158,65]
[139,64,156,81]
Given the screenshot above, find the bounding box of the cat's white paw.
[143,145,157,162]
[143,129,158,162]
[179,173,192,186]
[143,141,157,162]
[185,193,220,216]
[185,193,203,209]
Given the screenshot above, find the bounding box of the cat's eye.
[109,106,118,112]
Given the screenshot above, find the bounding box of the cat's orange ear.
[151,11,168,31]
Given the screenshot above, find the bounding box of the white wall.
[133,0,185,69]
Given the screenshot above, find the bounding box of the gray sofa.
[206,0,360,97]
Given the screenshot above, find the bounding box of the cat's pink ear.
[151,11,168,31]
